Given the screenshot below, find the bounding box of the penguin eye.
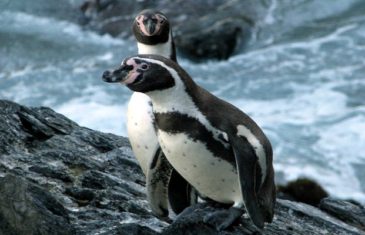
[140,63,149,70]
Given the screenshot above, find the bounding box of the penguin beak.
[102,64,133,83]
[145,18,156,35]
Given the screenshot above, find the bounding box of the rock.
[78,0,268,60]
[163,200,365,235]
[115,223,158,235]
[0,99,167,235]
[29,165,73,183]
[277,178,329,206]
[175,18,251,61]
[0,174,75,235]
[319,197,365,231]
[0,99,364,235]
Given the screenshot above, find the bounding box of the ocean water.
[1,0,364,203]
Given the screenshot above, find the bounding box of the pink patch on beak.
[122,59,140,85]
[136,16,152,36]
[136,15,163,36]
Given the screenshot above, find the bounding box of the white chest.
[137,42,171,58]
[158,131,242,204]
[127,92,159,175]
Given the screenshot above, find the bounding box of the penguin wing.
[168,169,198,214]
[229,134,265,228]
[146,148,170,217]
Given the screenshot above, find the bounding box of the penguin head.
[132,9,170,45]
[102,55,176,93]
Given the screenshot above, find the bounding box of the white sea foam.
[242,24,356,61]
[56,95,128,135]
[314,116,365,163]
[230,88,348,127]
[0,11,125,46]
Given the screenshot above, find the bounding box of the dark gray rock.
[0,99,166,235]
[78,0,268,61]
[29,165,73,183]
[115,223,158,235]
[175,18,251,61]
[0,174,74,235]
[0,99,364,235]
[320,197,365,231]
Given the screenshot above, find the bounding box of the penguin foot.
[203,207,244,231]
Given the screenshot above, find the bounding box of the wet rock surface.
[0,99,365,235]
[78,0,268,61]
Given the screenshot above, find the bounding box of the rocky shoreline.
[0,99,364,235]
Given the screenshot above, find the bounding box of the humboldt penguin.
[102,55,276,230]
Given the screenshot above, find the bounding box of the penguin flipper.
[146,147,171,218]
[230,135,265,229]
[168,169,198,215]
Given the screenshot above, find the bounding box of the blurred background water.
[0,0,364,203]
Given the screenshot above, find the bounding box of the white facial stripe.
[236,125,267,184]
[132,57,172,73]
[137,57,230,148]
[156,14,167,21]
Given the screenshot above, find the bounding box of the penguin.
[128,9,196,217]
[102,55,276,230]
[132,9,177,61]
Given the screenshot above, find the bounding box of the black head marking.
[124,56,176,93]
[102,63,133,83]
[103,55,176,93]
[134,58,142,64]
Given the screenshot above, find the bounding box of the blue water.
[1,0,365,203]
